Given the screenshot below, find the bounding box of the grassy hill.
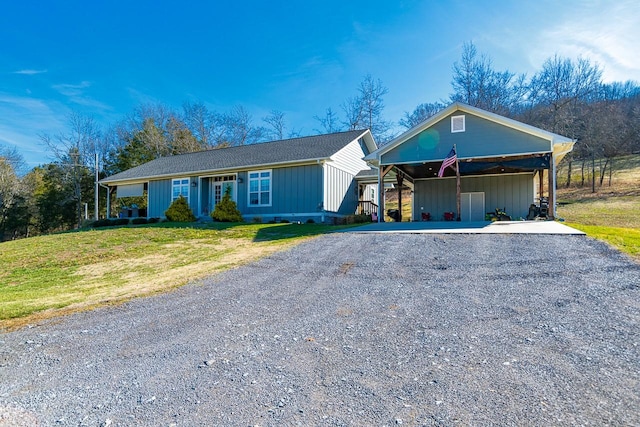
[0,222,345,330]
[556,154,640,261]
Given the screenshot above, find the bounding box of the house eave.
[100,158,330,186]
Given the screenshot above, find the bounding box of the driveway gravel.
[1,233,639,426]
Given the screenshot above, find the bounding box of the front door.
[211,180,236,211]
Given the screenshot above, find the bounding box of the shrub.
[211,186,244,222]
[113,218,130,226]
[280,219,290,224]
[267,220,277,224]
[92,219,113,228]
[165,196,196,222]
[131,217,148,225]
[147,217,160,224]
[305,218,315,224]
[252,216,263,223]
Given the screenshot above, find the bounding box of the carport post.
[549,153,556,219]
[377,166,384,222]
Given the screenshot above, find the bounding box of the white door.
[211,181,236,210]
[461,192,485,222]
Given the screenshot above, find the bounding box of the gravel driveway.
[1,233,639,426]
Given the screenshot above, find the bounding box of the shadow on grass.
[252,223,352,242]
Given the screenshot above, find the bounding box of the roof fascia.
[100,158,327,185]
[364,102,575,163]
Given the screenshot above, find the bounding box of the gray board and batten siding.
[413,173,535,222]
[381,112,552,165]
[116,131,374,222]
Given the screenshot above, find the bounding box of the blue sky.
[2,0,639,168]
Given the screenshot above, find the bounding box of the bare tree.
[527,55,602,135]
[313,108,342,134]
[400,102,446,129]
[340,75,393,142]
[450,41,527,116]
[39,112,102,228]
[182,101,225,148]
[263,110,287,140]
[341,96,364,130]
[223,105,264,146]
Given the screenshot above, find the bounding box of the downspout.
[318,159,325,223]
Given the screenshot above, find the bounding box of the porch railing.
[357,200,378,216]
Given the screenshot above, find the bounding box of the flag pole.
[455,144,461,221]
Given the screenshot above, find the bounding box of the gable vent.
[451,115,465,133]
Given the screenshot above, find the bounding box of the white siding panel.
[328,139,368,175]
[324,164,358,214]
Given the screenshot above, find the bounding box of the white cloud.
[12,69,48,75]
[0,94,69,166]
[532,1,640,82]
[52,81,112,111]
[52,81,92,97]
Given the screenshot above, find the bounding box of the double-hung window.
[172,178,190,202]
[248,170,271,206]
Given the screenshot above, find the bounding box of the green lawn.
[556,154,640,262]
[0,222,347,329]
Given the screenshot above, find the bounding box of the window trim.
[247,169,272,207]
[171,178,190,203]
[451,115,466,133]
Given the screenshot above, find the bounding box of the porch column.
[396,172,404,222]
[548,154,556,220]
[106,186,112,218]
[377,167,384,222]
[538,169,544,203]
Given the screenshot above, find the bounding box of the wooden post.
[396,171,404,222]
[538,169,544,203]
[377,166,384,222]
[548,154,555,220]
[455,145,461,221]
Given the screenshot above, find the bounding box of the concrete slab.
[348,220,586,235]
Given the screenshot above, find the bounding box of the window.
[451,115,465,133]
[172,178,190,202]
[248,170,271,207]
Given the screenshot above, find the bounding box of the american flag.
[437,146,457,177]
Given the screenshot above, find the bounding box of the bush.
[165,196,196,222]
[147,217,160,224]
[211,187,244,222]
[252,216,263,223]
[305,218,315,224]
[92,219,113,228]
[113,218,130,226]
[280,219,290,224]
[131,217,148,225]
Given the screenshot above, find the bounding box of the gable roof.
[102,129,376,184]
[364,102,575,166]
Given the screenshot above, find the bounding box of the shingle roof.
[102,130,368,183]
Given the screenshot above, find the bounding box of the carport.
[364,103,575,222]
